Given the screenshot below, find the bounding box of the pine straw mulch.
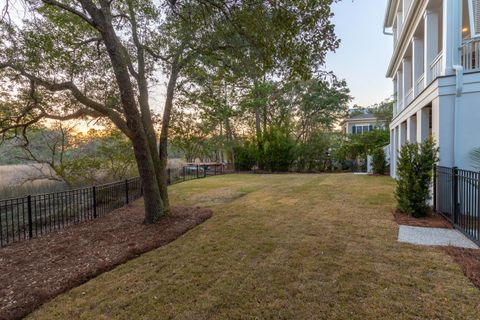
[0,204,212,320]
[393,209,453,229]
[443,247,480,289]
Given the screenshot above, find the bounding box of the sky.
[2,0,393,114]
[325,0,393,108]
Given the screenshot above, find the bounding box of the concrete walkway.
[398,225,479,249]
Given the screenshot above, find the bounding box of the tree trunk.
[83,5,165,222]
[253,80,263,160]
[158,66,180,211]
[262,104,267,137]
[126,0,165,213]
[254,104,264,168]
[130,130,164,224]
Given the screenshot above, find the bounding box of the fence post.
[183,166,186,181]
[453,167,459,225]
[214,165,217,175]
[93,186,97,219]
[196,165,199,179]
[168,168,171,185]
[125,179,129,204]
[27,195,33,239]
[433,165,437,212]
[478,171,480,232]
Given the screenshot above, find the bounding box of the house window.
[352,125,375,134]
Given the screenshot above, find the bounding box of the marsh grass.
[0,165,68,200]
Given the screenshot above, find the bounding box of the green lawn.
[28,174,480,319]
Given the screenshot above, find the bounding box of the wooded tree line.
[170,76,352,172]
[0,0,380,222]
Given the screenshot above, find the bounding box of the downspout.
[452,64,464,167]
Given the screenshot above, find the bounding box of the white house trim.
[384,0,480,174]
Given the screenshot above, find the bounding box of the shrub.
[234,142,258,171]
[294,131,331,172]
[259,127,296,172]
[395,138,439,217]
[372,148,387,175]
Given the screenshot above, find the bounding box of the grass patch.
[27,174,480,319]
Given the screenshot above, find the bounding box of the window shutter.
[352,126,356,134]
[469,0,480,36]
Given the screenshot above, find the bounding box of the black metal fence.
[0,164,225,247]
[435,166,480,245]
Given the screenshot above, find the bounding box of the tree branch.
[41,0,97,28]
[0,62,131,137]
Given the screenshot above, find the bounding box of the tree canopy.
[0,0,342,222]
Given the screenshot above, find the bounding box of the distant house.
[343,113,386,135]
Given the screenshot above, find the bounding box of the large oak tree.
[0,0,340,223]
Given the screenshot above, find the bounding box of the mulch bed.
[443,247,480,289]
[393,209,453,229]
[0,205,212,320]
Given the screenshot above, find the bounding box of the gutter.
[383,0,392,31]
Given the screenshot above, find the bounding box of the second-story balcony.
[389,0,480,118]
[460,38,480,72]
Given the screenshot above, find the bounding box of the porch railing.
[397,99,404,114]
[430,51,443,80]
[405,88,414,107]
[416,73,425,94]
[460,38,480,72]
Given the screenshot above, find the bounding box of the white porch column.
[397,70,403,113]
[390,129,395,177]
[393,126,399,177]
[407,116,417,143]
[397,12,403,34]
[400,122,407,148]
[424,10,439,84]
[412,37,425,96]
[400,122,407,147]
[432,97,455,167]
[403,0,411,20]
[442,0,461,74]
[416,107,430,143]
[402,58,412,107]
[393,78,398,116]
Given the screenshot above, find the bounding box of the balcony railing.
[430,51,443,80]
[461,38,480,72]
[416,73,425,95]
[405,88,414,107]
[397,99,404,114]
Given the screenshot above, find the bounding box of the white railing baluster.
[430,52,443,81]
[460,39,480,72]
